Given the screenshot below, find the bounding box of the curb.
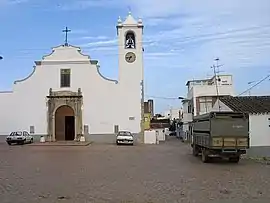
[29,142,92,146]
[241,155,270,165]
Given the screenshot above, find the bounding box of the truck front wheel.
[202,149,209,163]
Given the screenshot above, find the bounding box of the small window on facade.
[84,125,89,135]
[114,125,119,133]
[30,126,35,134]
[188,105,192,113]
[60,69,71,87]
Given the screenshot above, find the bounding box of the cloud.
[0,0,28,6]
[58,0,119,10]
[85,46,117,52]
[135,1,270,73]
[121,0,270,111]
[80,39,117,48]
[3,0,269,112]
[80,36,110,40]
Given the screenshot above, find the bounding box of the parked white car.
[116,131,134,145]
[6,131,33,145]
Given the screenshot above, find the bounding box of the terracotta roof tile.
[220,96,270,114]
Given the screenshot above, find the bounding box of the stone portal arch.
[47,88,83,142]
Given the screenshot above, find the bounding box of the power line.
[237,74,270,96]
[145,95,180,100]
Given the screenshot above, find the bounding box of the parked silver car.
[6,131,33,145]
[116,131,134,145]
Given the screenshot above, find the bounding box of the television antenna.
[211,58,223,111]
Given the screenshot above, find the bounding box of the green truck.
[191,111,250,163]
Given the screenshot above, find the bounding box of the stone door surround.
[47,88,83,142]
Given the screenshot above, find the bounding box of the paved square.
[0,138,270,203]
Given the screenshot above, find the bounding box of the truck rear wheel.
[202,149,209,163]
[192,144,199,157]
[229,156,240,163]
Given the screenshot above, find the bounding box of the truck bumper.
[208,149,246,158]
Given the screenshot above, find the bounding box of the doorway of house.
[55,105,75,141]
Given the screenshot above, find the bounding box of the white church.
[0,13,145,143]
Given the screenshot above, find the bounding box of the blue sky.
[0,0,270,113]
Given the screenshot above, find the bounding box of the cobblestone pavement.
[0,137,270,203]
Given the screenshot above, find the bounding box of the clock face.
[125,52,136,63]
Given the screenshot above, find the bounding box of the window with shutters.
[60,69,71,87]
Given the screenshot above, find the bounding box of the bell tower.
[117,12,144,84]
[116,12,144,141]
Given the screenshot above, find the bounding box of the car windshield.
[10,131,22,136]
[118,131,132,136]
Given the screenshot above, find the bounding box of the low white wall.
[249,114,270,147]
[154,129,166,141]
[144,130,157,144]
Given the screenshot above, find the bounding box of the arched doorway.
[55,105,75,141]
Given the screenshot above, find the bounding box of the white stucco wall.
[0,14,144,136]
[249,114,270,147]
[186,77,235,117]
[192,84,235,98]
[212,100,234,112]
[0,91,15,134]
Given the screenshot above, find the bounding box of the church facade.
[0,13,145,143]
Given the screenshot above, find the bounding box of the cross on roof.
[62,27,71,46]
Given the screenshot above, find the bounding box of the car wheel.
[30,138,33,143]
[7,142,11,145]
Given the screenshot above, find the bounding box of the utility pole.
[247,81,256,96]
[211,58,222,111]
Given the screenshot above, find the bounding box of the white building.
[163,108,181,120]
[0,13,145,143]
[213,96,270,158]
[181,75,235,141]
